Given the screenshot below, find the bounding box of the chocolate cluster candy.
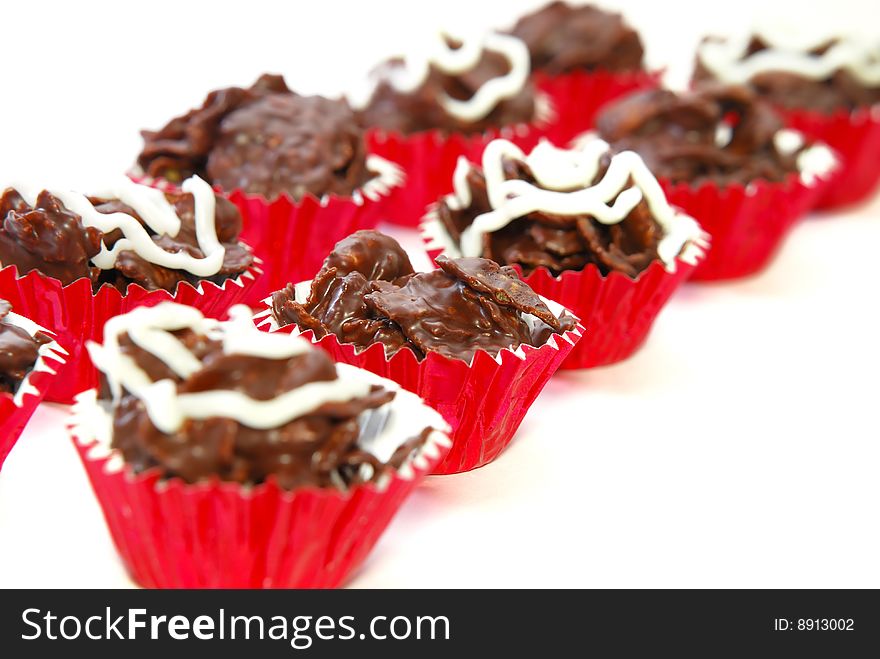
[0,300,51,395]
[354,32,537,135]
[595,84,807,186]
[89,304,431,490]
[271,230,575,362]
[427,137,708,277]
[0,189,102,285]
[509,2,645,75]
[0,179,253,292]
[432,140,688,277]
[138,74,371,200]
[694,35,880,114]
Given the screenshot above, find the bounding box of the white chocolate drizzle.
[715,123,733,148]
[697,31,880,87]
[350,30,531,123]
[11,176,227,277]
[773,129,839,185]
[3,312,67,407]
[434,138,707,272]
[86,303,375,435]
[72,371,452,486]
[361,155,406,203]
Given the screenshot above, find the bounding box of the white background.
[0,0,878,588]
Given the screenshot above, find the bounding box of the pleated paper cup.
[780,104,880,210]
[131,156,403,306]
[69,366,451,589]
[518,260,695,368]
[257,286,582,474]
[534,69,662,147]
[0,314,66,470]
[661,170,833,282]
[421,214,702,370]
[0,265,259,404]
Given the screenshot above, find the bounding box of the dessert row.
[1,2,877,588]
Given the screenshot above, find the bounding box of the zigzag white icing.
[351,30,531,123]
[12,176,227,277]
[86,303,371,434]
[698,31,880,87]
[434,138,708,272]
[79,303,451,477]
[3,311,67,407]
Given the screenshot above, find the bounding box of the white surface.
[0,0,878,588]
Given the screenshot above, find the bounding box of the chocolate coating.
[510,1,645,75]
[356,43,537,135]
[436,156,662,278]
[596,84,803,186]
[0,188,253,292]
[207,94,371,200]
[321,230,415,281]
[105,326,426,490]
[435,256,566,331]
[693,36,880,113]
[139,74,371,200]
[138,74,290,183]
[271,230,575,362]
[0,300,51,395]
[0,189,103,286]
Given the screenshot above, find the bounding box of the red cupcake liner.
[515,260,696,369]
[257,297,582,474]
[780,104,880,210]
[365,96,553,229]
[132,157,403,306]
[70,387,450,589]
[422,221,699,370]
[661,172,832,282]
[0,320,66,470]
[0,266,258,404]
[533,69,662,147]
